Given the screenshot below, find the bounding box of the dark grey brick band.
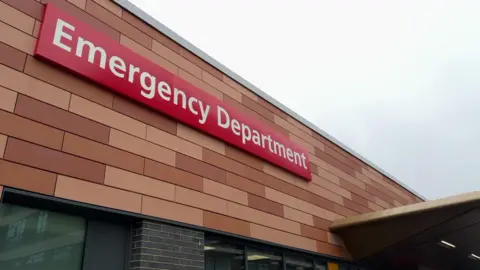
[130,221,205,270]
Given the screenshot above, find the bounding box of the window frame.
[203,232,368,270]
[0,188,134,270]
[1,187,370,270]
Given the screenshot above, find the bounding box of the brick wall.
[131,221,204,270]
[0,0,422,259]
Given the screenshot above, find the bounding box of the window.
[0,203,86,270]
[315,260,327,270]
[204,234,367,270]
[247,249,282,270]
[285,254,313,270]
[205,237,245,270]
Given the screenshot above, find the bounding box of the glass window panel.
[205,237,244,270]
[315,260,327,270]
[0,203,86,270]
[285,254,313,270]
[338,263,358,270]
[247,249,282,270]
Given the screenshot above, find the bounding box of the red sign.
[35,3,312,180]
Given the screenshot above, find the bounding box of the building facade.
[0,0,425,270]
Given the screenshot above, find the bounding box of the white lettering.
[109,56,126,78]
[252,130,261,146]
[301,153,308,169]
[128,64,140,83]
[173,88,187,109]
[217,106,230,128]
[198,102,210,124]
[140,72,156,99]
[294,152,302,165]
[241,124,251,144]
[188,97,198,115]
[273,141,286,158]
[266,136,274,152]
[158,81,171,101]
[49,23,312,174]
[261,134,268,148]
[53,19,74,52]
[231,119,241,136]
[76,37,107,69]
[286,149,294,162]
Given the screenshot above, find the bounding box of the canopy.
[330,191,480,270]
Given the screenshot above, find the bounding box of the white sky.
[129,0,480,200]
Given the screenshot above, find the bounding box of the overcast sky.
[129,0,480,200]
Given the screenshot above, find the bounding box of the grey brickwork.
[130,221,205,270]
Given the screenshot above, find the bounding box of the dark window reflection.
[0,203,86,270]
[340,265,361,270]
[205,238,244,270]
[285,255,313,270]
[315,260,327,270]
[247,249,282,270]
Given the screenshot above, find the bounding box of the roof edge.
[330,191,480,232]
[113,0,426,201]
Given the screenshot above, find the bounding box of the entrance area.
[330,192,480,270]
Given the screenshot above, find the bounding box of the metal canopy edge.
[113,0,427,201]
[330,191,480,231]
[328,191,480,265]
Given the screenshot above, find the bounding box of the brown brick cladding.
[0,0,423,259]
